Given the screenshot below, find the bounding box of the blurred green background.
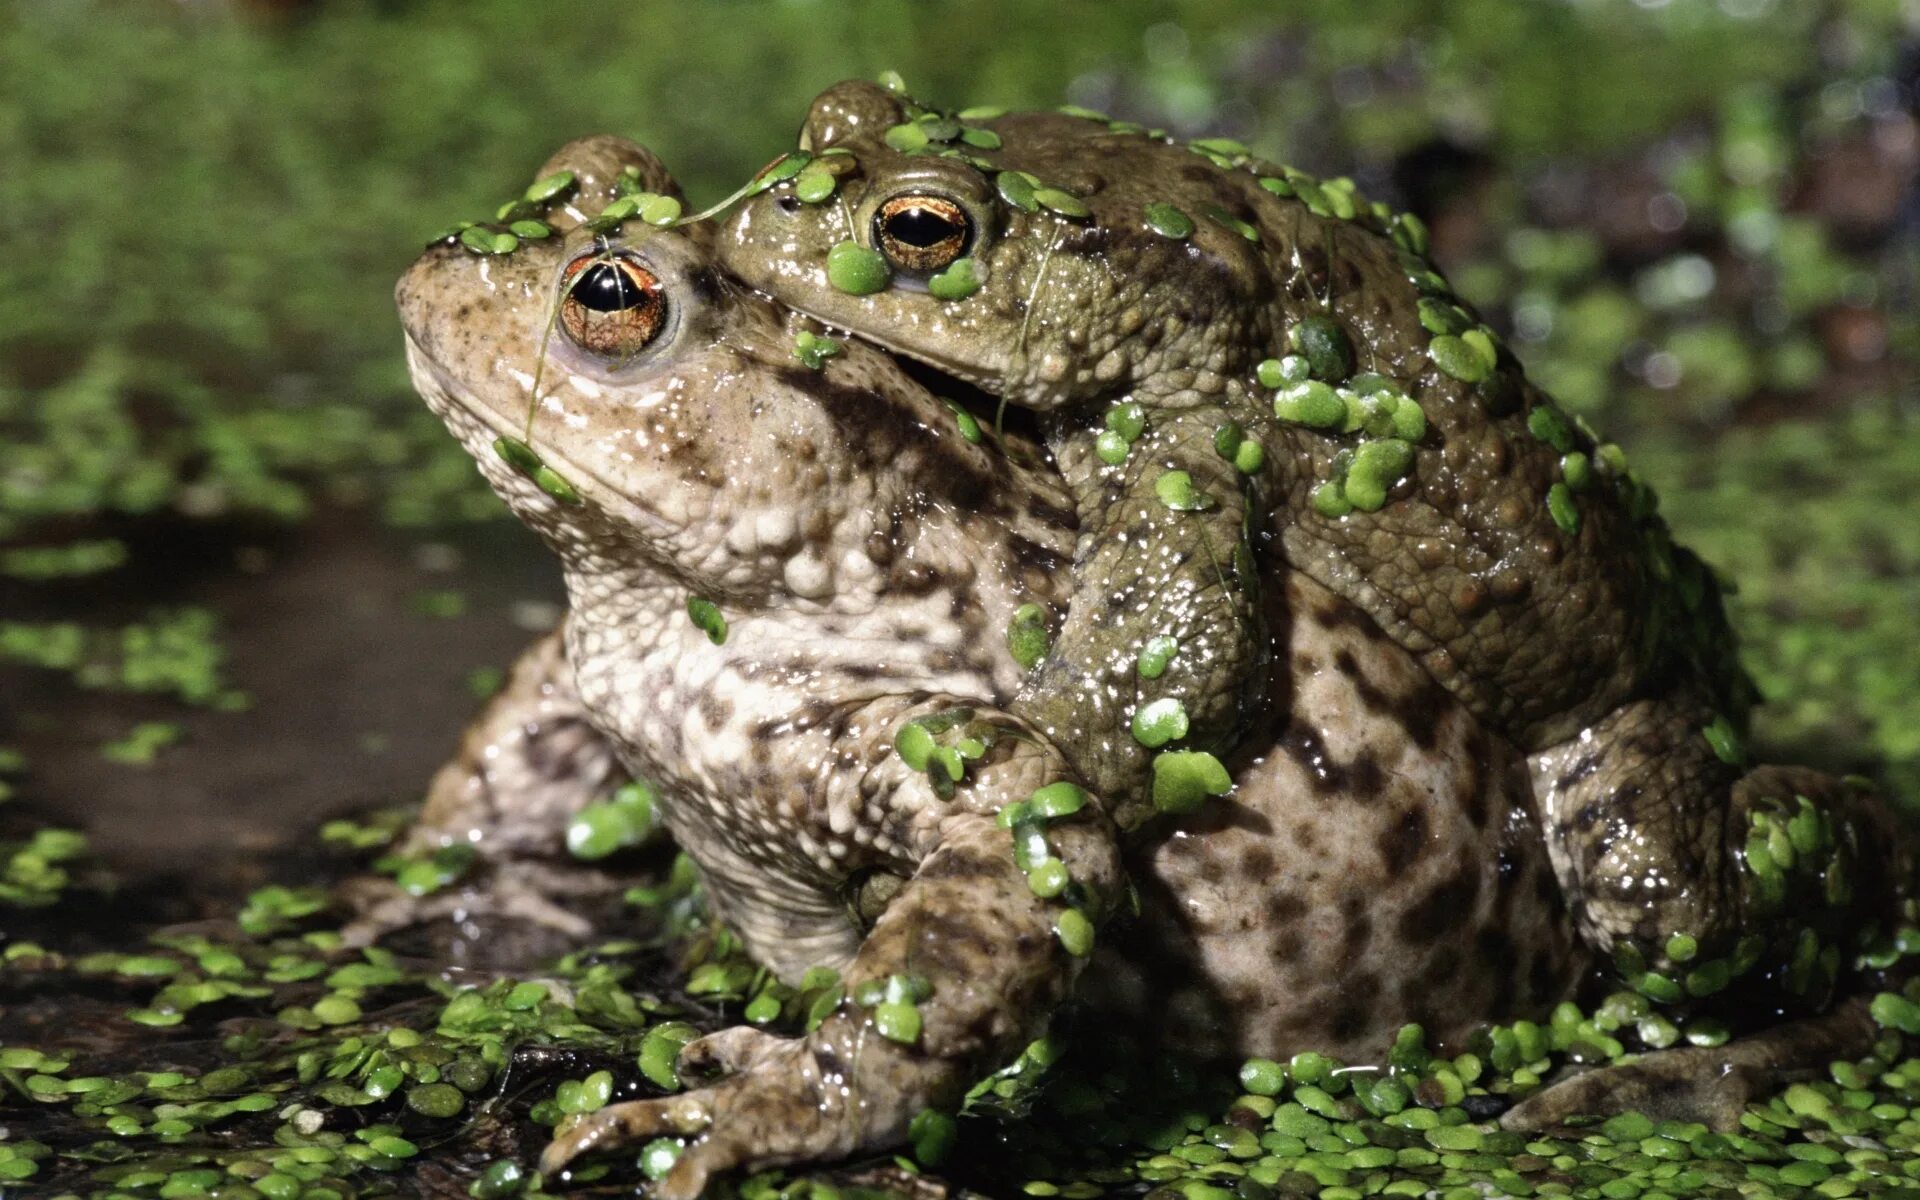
[1,0,1916,824]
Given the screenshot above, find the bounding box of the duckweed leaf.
[927,256,983,301]
[1143,201,1195,239]
[1028,781,1088,820]
[1137,635,1178,679]
[884,122,931,153]
[686,596,727,644]
[524,170,577,205]
[1055,908,1095,956]
[1153,469,1212,512]
[490,434,538,471]
[1034,187,1091,219]
[1131,697,1189,748]
[826,241,890,295]
[1290,316,1354,382]
[1428,333,1491,383]
[1007,603,1049,669]
[1152,750,1233,815]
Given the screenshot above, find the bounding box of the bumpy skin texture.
[721,82,1281,806]
[399,136,1124,1196]
[718,80,1672,767]
[719,81,1911,1019]
[395,123,1912,1190]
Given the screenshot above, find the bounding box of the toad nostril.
[776,194,802,215]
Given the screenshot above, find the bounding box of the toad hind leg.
[1502,995,1878,1132]
[1532,690,1912,1022]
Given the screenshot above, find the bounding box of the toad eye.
[559,256,667,358]
[873,194,972,273]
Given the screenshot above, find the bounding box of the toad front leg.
[540,693,1124,1196]
[1019,405,1266,818]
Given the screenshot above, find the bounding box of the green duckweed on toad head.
[718,77,1299,411]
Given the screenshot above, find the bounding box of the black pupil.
[572,263,648,312]
[886,205,963,248]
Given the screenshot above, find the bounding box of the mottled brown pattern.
[1081,571,1584,1064]
[381,112,1917,1191]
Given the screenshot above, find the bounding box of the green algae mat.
[7,722,1920,1200]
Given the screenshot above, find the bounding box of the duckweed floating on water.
[637,1021,700,1091]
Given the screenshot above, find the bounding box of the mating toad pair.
[381,77,1913,1196]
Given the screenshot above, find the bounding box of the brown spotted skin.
[1085,570,1585,1063]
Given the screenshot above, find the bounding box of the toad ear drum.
[874,195,972,273]
[560,257,668,357]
